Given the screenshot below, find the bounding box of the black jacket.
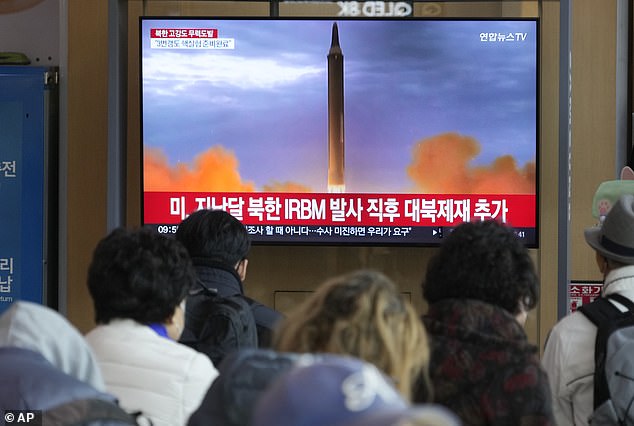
[189,260,283,347]
[188,349,301,426]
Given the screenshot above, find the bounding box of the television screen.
[140,17,538,246]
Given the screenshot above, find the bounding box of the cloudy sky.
[141,18,537,193]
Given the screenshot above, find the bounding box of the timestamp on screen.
[157,225,179,234]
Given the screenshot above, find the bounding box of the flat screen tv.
[140,17,539,246]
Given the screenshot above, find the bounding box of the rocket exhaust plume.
[144,146,313,192]
[144,146,256,192]
[407,132,536,194]
[327,22,345,193]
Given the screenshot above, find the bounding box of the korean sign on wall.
[0,66,57,313]
[568,280,603,314]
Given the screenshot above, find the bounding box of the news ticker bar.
[147,224,537,246]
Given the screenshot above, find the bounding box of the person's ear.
[165,301,185,340]
[236,258,248,281]
[596,252,608,274]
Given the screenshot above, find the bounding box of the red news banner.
[144,192,536,227]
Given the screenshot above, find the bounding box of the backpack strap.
[606,293,634,311]
[190,279,219,298]
[579,294,634,409]
[182,279,220,345]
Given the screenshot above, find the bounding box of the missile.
[327,22,345,193]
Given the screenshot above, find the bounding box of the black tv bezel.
[139,15,540,249]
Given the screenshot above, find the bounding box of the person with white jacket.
[0,300,114,410]
[543,194,634,425]
[85,227,219,426]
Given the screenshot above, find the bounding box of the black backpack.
[579,293,634,425]
[180,280,259,367]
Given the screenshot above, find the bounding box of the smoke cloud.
[262,181,313,192]
[145,134,534,195]
[407,132,536,194]
[144,146,256,192]
[144,146,313,193]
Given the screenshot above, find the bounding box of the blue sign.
[0,66,56,313]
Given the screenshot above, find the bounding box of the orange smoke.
[144,146,256,192]
[263,181,313,193]
[407,132,536,194]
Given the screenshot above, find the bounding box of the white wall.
[0,0,59,65]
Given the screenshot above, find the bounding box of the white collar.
[603,265,634,296]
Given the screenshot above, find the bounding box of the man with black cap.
[542,194,634,426]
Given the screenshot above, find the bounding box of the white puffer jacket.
[542,265,634,426]
[86,319,218,426]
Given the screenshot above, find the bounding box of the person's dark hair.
[423,220,538,315]
[87,227,195,324]
[175,209,250,267]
